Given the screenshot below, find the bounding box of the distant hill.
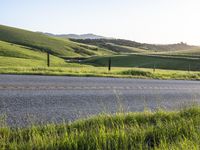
[44,33,107,39]
[71,39,198,52]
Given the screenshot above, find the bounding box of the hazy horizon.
[1,0,200,45]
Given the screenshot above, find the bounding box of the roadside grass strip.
[0,106,200,149]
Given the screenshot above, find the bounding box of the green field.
[85,54,200,71]
[0,106,199,149]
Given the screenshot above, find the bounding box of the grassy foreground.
[1,67,200,80]
[0,107,200,149]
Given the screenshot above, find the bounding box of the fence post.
[47,52,50,67]
[108,57,111,71]
[188,64,190,73]
[153,64,156,73]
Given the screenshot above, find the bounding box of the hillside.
[0,40,85,67]
[0,25,113,57]
[71,39,198,53]
[1,25,198,58]
[84,54,200,71]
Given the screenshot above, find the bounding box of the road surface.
[0,75,200,126]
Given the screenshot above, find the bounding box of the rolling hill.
[71,39,199,53]
[0,25,114,57]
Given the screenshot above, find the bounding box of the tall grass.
[0,107,200,149]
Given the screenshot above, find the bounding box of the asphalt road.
[0,75,200,126]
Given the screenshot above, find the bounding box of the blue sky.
[1,0,200,45]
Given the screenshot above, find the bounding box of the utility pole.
[47,52,50,67]
[108,57,111,71]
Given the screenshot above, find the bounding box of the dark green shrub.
[121,70,152,77]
